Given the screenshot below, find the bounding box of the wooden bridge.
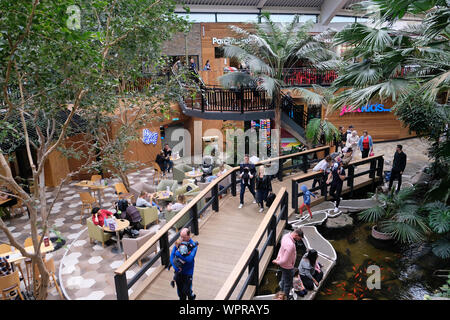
[113,147,384,300]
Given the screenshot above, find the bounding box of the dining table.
[73,180,108,207]
[102,218,130,254]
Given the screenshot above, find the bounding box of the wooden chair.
[10,197,26,217]
[114,183,134,201]
[79,192,99,224]
[0,244,28,291]
[0,270,24,300]
[150,161,162,185]
[90,174,105,197]
[33,258,63,299]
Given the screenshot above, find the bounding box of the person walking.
[255,166,272,213]
[388,144,407,193]
[312,155,332,189]
[272,228,304,299]
[297,185,317,220]
[327,160,346,213]
[238,154,257,209]
[170,228,198,300]
[358,130,373,159]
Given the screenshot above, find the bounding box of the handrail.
[113,145,331,299]
[215,187,288,300]
[291,153,385,212]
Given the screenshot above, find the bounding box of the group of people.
[238,154,274,213]
[155,144,173,176]
[272,228,324,300]
[337,125,374,159]
[308,153,347,214]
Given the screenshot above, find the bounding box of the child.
[293,269,308,297]
[169,238,198,288]
[297,185,317,219]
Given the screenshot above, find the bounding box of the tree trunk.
[33,255,50,300]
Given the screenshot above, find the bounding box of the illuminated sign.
[142,129,158,145]
[339,104,391,116]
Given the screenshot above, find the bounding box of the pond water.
[257,217,450,300]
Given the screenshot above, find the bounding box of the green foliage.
[305,118,339,145]
[359,187,430,243]
[218,14,337,104]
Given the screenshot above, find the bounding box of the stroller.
[200,155,214,181]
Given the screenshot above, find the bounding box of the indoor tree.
[0,0,188,299]
[218,12,340,154]
[305,85,340,146]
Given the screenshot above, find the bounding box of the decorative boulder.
[325,214,353,229]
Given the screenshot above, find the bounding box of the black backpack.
[266,192,276,207]
[117,199,129,212]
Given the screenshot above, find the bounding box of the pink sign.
[340,103,391,116]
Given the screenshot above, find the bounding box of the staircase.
[280,92,310,147]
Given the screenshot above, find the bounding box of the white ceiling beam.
[318,0,348,25]
[175,5,320,14]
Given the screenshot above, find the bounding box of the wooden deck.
[136,163,377,300]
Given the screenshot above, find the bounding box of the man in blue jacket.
[170,228,198,300]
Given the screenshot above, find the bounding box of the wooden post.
[347,165,355,198]
[190,205,199,236]
[269,215,277,247]
[292,180,298,212]
[114,273,129,300]
[231,170,237,197]
[302,154,308,173]
[281,191,288,222]
[159,233,170,267]
[248,248,260,292]
[277,159,284,181]
[212,184,219,212]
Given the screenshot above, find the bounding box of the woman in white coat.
[346,130,359,152]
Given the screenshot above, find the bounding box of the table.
[0,198,12,217]
[185,170,203,183]
[152,191,173,201]
[103,218,130,254]
[0,242,55,263]
[0,242,55,292]
[74,180,108,207]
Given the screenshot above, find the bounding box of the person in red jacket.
[91,207,113,227]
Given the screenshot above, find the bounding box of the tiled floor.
[0,138,432,300]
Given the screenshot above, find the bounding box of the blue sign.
[142,129,158,145]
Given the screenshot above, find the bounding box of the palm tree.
[331,0,449,110]
[218,12,340,153]
[359,186,430,244]
[305,85,340,145]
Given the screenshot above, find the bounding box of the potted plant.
[359,186,429,242]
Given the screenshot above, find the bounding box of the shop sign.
[339,103,391,116]
[212,37,251,46]
[142,129,158,145]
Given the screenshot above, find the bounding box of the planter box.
[371,225,393,240]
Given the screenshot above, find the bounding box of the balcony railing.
[282,68,338,86]
[184,86,275,113]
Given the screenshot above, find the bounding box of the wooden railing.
[184,86,275,113]
[291,154,384,213]
[113,145,331,300]
[215,187,289,300]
